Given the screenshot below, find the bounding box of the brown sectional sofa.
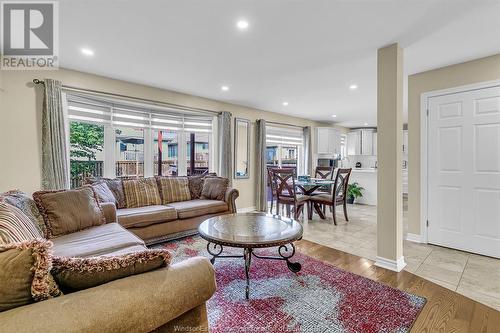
[0,176,239,332]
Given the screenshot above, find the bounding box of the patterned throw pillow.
[0,239,61,312]
[157,177,191,204]
[51,249,171,293]
[122,178,161,208]
[0,202,43,244]
[91,182,117,205]
[33,187,106,239]
[0,190,46,237]
[201,177,229,201]
[188,175,205,199]
[85,178,126,209]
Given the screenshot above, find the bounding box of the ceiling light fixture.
[221,85,229,91]
[81,48,94,56]
[349,84,358,90]
[331,115,337,118]
[364,122,369,126]
[236,20,249,30]
[282,101,289,106]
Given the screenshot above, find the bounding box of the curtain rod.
[32,79,221,116]
[266,120,306,129]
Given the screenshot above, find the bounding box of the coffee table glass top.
[198,213,303,247]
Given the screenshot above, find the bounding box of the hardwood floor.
[295,239,500,333]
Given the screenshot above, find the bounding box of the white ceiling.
[58,0,500,128]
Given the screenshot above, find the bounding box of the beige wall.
[0,68,342,209]
[408,53,500,235]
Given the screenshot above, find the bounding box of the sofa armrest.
[224,187,239,213]
[100,202,117,223]
[0,257,216,333]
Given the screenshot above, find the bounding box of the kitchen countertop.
[351,168,377,173]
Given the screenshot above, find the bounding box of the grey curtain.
[218,111,232,185]
[41,79,69,190]
[256,119,267,212]
[303,126,313,175]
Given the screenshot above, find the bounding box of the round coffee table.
[198,213,303,299]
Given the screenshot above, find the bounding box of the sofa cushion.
[0,202,43,244]
[91,182,116,205]
[51,223,146,258]
[123,178,161,208]
[0,240,58,312]
[86,177,127,209]
[156,177,191,204]
[167,200,228,219]
[117,205,177,228]
[33,187,105,239]
[0,190,46,237]
[51,249,171,293]
[200,177,229,201]
[187,175,205,199]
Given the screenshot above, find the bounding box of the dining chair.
[309,168,352,225]
[267,167,278,214]
[272,168,309,220]
[314,166,335,180]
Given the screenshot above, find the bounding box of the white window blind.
[266,125,304,145]
[67,93,213,132]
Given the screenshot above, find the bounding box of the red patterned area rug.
[155,236,425,333]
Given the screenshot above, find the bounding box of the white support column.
[375,43,406,272]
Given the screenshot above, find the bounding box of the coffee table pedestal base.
[207,242,301,300]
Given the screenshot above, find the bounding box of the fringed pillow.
[156,176,191,204]
[51,249,171,293]
[0,190,46,238]
[0,239,61,312]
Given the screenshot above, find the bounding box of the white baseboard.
[405,233,424,243]
[237,206,256,213]
[374,256,407,272]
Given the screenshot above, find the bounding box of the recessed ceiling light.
[364,122,369,126]
[221,85,229,91]
[81,48,94,56]
[331,115,337,118]
[236,20,249,30]
[282,101,289,106]
[349,84,358,90]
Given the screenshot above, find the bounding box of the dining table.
[292,178,336,220]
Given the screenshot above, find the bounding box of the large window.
[66,93,215,187]
[265,125,304,175]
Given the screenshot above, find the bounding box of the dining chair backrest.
[315,166,335,180]
[272,168,297,200]
[332,168,352,201]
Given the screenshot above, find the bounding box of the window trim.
[64,93,217,180]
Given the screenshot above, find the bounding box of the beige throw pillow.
[0,240,61,312]
[33,187,105,239]
[157,177,191,204]
[122,178,161,208]
[201,177,229,201]
[51,249,171,293]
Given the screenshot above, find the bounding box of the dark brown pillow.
[86,178,126,209]
[0,240,61,312]
[91,182,116,205]
[51,249,171,293]
[187,175,205,199]
[33,187,105,239]
[201,177,229,201]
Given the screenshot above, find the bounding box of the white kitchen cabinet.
[316,127,341,156]
[347,131,361,155]
[361,130,373,155]
[347,129,375,156]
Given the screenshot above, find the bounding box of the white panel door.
[428,85,500,258]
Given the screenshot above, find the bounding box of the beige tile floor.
[285,202,500,311]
